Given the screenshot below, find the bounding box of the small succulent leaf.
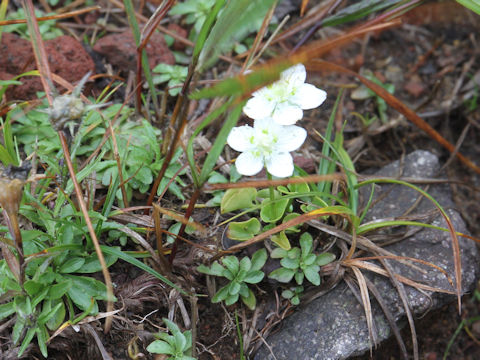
[241,287,257,310]
[163,318,181,335]
[291,295,300,305]
[228,281,241,295]
[222,256,239,275]
[243,270,264,284]
[271,231,291,250]
[212,285,230,303]
[0,302,15,320]
[227,218,261,241]
[280,256,300,270]
[300,232,313,258]
[147,340,174,355]
[183,330,193,352]
[281,290,294,299]
[174,331,187,353]
[303,253,317,266]
[250,248,267,271]
[270,247,287,259]
[221,187,257,213]
[287,247,301,260]
[269,268,295,283]
[239,283,249,298]
[304,266,321,286]
[283,213,302,233]
[225,292,240,306]
[295,271,304,285]
[316,252,336,266]
[239,256,252,273]
[197,262,224,276]
[223,269,234,281]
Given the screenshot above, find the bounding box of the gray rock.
[254,150,479,360]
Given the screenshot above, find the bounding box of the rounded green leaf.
[222,256,239,275]
[243,270,264,284]
[316,252,336,266]
[294,271,304,285]
[212,285,230,303]
[300,232,313,258]
[270,247,287,259]
[260,197,289,223]
[268,268,295,283]
[221,187,257,213]
[227,218,261,241]
[241,288,256,310]
[59,257,85,273]
[147,340,174,355]
[228,281,241,295]
[250,248,267,271]
[280,256,300,270]
[225,292,240,306]
[304,266,320,286]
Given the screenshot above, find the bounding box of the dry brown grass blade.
[205,173,344,191]
[152,203,172,273]
[23,0,54,105]
[300,0,310,17]
[351,266,376,351]
[308,59,480,175]
[343,259,456,295]
[153,205,207,236]
[379,258,418,360]
[58,131,115,333]
[364,276,408,360]
[0,5,100,25]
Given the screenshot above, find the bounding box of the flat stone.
[255,150,479,360]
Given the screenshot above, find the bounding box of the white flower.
[227,118,307,178]
[243,64,327,125]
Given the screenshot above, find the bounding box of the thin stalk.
[267,171,275,201]
[58,131,115,333]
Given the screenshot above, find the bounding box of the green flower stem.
[267,171,275,201]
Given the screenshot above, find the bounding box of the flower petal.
[272,102,303,125]
[235,151,264,176]
[265,152,294,178]
[227,125,255,152]
[291,83,327,110]
[243,95,275,120]
[281,64,306,86]
[276,125,307,152]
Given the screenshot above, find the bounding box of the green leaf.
[225,292,239,306]
[241,288,257,310]
[76,252,118,273]
[260,197,289,223]
[250,248,267,271]
[270,247,287,259]
[18,326,36,357]
[147,340,174,355]
[280,256,300,270]
[316,252,336,266]
[197,261,224,276]
[23,280,43,297]
[303,253,317,266]
[45,299,66,331]
[239,256,252,273]
[456,0,480,14]
[294,271,304,285]
[243,270,264,284]
[227,218,261,241]
[212,285,230,303]
[0,302,15,320]
[221,187,257,213]
[268,268,295,283]
[271,231,291,250]
[36,324,49,357]
[222,256,240,275]
[228,281,241,295]
[300,232,313,258]
[59,257,85,273]
[304,266,320,286]
[283,213,302,233]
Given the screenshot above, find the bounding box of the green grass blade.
[192,0,226,62]
[187,99,233,187]
[190,61,291,99]
[199,100,245,185]
[197,0,277,71]
[123,0,158,108]
[317,89,343,194]
[322,0,403,27]
[100,245,191,297]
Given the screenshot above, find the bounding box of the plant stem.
[267,171,275,201]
